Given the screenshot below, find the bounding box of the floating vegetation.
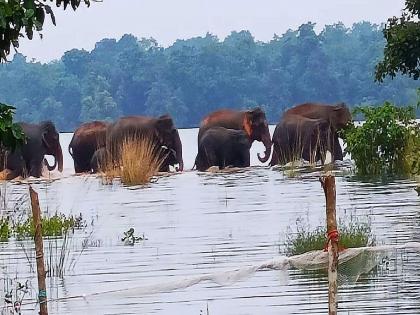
[0,213,85,241]
[284,214,375,256]
[0,217,10,242]
[121,227,147,246]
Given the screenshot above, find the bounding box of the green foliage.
[14,213,79,240]
[341,102,420,176]
[0,217,10,241]
[0,0,90,62]
[285,215,374,256]
[0,23,419,130]
[0,103,25,151]
[375,0,420,81]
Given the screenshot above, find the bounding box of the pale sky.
[17,0,405,62]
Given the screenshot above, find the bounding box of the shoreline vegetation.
[342,102,420,177]
[0,23,418,131]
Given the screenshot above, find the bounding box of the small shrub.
[103,136,165,186]
[284,215,375,256]
[341,102,420,176]
[14,213,82,239]
[0,217,10,241]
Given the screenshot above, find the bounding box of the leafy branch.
[0,0,91,62]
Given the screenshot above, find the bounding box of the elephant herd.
[0,102,352,180]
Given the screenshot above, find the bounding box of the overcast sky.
[17,0,405,62]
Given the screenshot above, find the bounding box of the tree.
[0,103,25,151]
[0,0,90,62]
[375,0,420,81]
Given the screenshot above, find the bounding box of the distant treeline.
[0,22,418,131]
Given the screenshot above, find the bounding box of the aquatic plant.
[0,216,10,241]
[284,214,375,256]
[341,102,420,176]
[14,213,83,240]
[102,136,164,186]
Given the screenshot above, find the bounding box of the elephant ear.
[246,107,266,124]
[156,115,174,131]
[156,115,175,141]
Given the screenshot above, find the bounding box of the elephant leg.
[333,133,343,161]
[28,158,44,178]
[74,161,84,174]
[241,149,250,167]
[270,144,279,166]
[5,152,26,178]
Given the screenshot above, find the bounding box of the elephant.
[283,102,352,161]
[106,114,183,172]
[195,127,251,171]
[198,107,272,163]
[90,147,107,173]
[68,121,110,173]
[270,115,333,166]
[0,121,63,179]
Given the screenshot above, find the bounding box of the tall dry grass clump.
[102,136,165,185]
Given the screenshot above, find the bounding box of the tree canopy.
[0,0,90,62]
[0,23,418,131]
[375,0,420,81]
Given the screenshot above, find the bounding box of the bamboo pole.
[320,175,339,315]
[30,186,48,315]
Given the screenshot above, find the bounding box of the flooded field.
[1,128,419,314]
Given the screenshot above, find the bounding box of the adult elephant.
[0,121,63,179]
[195,127,251,171]
[270,115,333,166]
[69,121,110,173]
[198,107,272,163]
[283,102,352,161]
[107,115,183,172]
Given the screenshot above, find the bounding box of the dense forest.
[0,22,418,131]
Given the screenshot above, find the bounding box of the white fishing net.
[2,242,419,310]
[72,242,420,299]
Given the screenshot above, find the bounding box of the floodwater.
[1,127,420,315]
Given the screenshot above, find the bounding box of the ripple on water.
[0,131,419,314]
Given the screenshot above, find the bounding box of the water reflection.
[0,129,419,314]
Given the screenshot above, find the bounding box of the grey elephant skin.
[271,102,352,165]
[195,127,251,171]
[69,121,110,173]
[0,121,63,179]
[270,115,334,166]
[106,115,183,172]
[198,107,272,163]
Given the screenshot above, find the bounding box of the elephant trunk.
[55,143,64,172]
[174,130,183,172]
[44,158,56,171]
[257,131,272,163]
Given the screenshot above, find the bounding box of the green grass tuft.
[284,214,375,256]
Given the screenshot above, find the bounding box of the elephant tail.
[68,142,73,157]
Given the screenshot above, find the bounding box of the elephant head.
[155,115,184,171]
[330,103,352,130]
[40,121,63,172]
[244,108,272,163]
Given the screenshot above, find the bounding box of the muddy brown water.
[0,128,419,314]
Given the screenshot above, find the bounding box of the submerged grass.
[102,136,165,186]
[0,213,84,241]
[284,214,375,256]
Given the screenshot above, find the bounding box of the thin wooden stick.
[320,175,338,315]
[30,185,48,315]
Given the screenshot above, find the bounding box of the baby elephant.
[195,127,251,171]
